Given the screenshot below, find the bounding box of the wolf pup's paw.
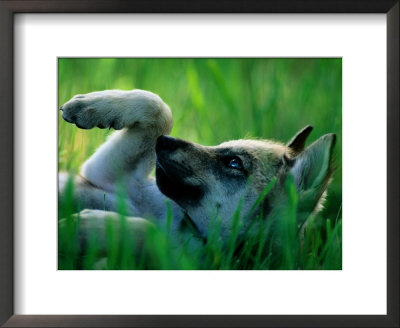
[59,89,172,132]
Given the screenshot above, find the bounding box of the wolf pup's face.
[155,126,336,238]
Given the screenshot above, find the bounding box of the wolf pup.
[59,89,336,248]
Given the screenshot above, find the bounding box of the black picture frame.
[0,1,398,327]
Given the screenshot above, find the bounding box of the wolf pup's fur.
[59,89,336,250]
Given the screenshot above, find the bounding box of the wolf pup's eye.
[227,157,243,170]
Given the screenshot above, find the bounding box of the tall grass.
[58,58,342,270]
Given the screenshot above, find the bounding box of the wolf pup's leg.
[60,90,173,218]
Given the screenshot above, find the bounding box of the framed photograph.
[1,1,398,327]
[57,57,342,272]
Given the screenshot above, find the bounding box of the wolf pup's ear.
[291,133,336,191]
[290,133,336,218]
[287,125,313,154]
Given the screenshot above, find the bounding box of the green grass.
[58,58,342,270]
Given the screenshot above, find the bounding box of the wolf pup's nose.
[156,135,189,153]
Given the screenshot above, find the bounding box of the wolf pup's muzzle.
[155,135,193,178]
[155,135,205,206]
